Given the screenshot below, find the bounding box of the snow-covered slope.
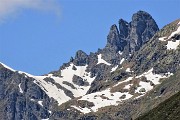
[71,67,173,113]
[32,63,95,105]
[0,60,174,114]
[0,62,95,105]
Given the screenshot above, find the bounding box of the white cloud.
[0,0,60,22]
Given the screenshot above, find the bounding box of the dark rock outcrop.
[98,11,159,67]
[0,66,54,120]
[72,75,89,86]
[119,19,129,38]
[105,10,159,54]
[128,10,159,51]
[106,24,126,52]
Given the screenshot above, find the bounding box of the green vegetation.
[136,91,180,120]
[157,19,179,37]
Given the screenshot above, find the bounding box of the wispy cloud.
[0,0,60,22]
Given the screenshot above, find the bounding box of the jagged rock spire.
[119,19,129,38]
[129,10,159,51]
[107,24,120,46]
[105,10,159,53]
[106,24,126,52]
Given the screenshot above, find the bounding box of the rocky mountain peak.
[129,10,159,51]
[75,50,87,59]
[132,10,153,21]
[103,11,158,62]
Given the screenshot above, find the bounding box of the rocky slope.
[0,11,179,120]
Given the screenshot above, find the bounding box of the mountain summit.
[0,11,179,120]
[103,10,159,66]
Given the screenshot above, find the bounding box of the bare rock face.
[0,65,53,120]
[119,19,129,38]
[106,10,159,53]
[101,24,126,64]
[128,10,159,51]
[106,24,125,52]
[101,11,159,65]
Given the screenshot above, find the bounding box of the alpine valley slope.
[0,11,180,120]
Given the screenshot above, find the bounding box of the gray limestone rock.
[119,19,129,38]
[128,10,159,51]
[0,66,53,120]
[72,75,89,86]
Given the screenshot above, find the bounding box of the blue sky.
[0,0,180,75]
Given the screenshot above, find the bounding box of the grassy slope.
[136,91,180,120]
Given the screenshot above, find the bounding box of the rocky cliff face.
[0,64,54,120]
[104,11,159,59]
[0,11,179,120]
[129,11,159,51]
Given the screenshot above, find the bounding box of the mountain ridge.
[0,11,180,120]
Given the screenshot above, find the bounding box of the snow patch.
[71,105,91,114]
[120,58,125,64]
[124,84,133,89]
[166,40,180,50]
[114,77,133,87]
[38,101,43,107]
[97,54,111,65]
[135,81,153,93]
[161,23,180,50]
[168,25,180,39]
[126,68,131,72]
[30,99,35,101]
[18,83,23,93]
[111,65,118,72]
[159,37,167,41]
[118,51,123,55]
[136,68,173,85]
[76,89,133,113]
